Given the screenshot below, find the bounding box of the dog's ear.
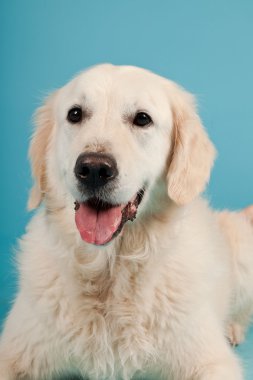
[28,94,56,210]
[167,84,216,205]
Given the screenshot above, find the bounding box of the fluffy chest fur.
[17,199,230,379]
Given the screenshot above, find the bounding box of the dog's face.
[28,64,216,246]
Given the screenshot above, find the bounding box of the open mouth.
[74,189,145,246]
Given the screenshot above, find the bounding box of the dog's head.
[28,64,216,246]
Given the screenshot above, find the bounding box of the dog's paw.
[227,323,245,347]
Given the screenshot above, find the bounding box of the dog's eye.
[133,112,152,127]
[67,107,83,123]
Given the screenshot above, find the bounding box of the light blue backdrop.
[0,0,253,377]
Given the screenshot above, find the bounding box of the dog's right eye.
[133,112,152,127]
[67,107,83,123]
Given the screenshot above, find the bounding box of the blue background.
[1,0,253,378]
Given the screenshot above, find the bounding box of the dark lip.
[74,187,145,244]
[74,188,145,213]
[110,188,145,241]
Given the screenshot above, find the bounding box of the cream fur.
[0,64,253,380]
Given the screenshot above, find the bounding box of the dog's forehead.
[77,64,164,87]
[62,64,167,105]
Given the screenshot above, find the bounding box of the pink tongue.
[75,203,122,245]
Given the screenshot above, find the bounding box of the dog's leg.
[190,335,243,380]
[217,208,253,346]
[193,355,243,380]
[0,294,66,380]
[161,313,243,380]
[192,334,243,380]
[228,206,253,346]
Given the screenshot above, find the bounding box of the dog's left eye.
[133,112,152,127]
[67,107,83,123]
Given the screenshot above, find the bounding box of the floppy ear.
[167,85,216,205]
[28,94,56,210]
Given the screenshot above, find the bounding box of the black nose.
[74,153,118,190]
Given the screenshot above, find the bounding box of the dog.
[1,64,253,380]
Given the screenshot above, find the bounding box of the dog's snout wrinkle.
[74,152,118,190]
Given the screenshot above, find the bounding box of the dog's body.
[1,64,253,380]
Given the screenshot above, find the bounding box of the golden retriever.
[1,64,253,380]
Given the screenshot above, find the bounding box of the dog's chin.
[74,189,145,246]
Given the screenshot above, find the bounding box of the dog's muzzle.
[73,152,145,246]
